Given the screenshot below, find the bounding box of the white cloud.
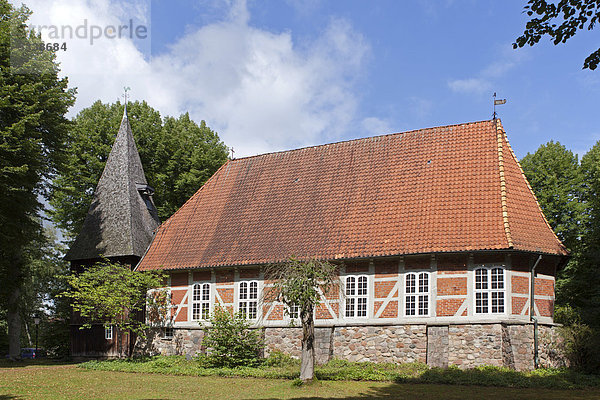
[361,117,392,135]
[447,78,492,95]
[447,45,526,96]
[285,0,323,16]
[16,0,370,157]
[408,96,433,119]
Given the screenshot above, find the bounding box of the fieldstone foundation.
[332,325,428,363]
[142,323,565,370]
[264,327,302,359]
[448,324,503,367]
[427,326,449,367]
[137,328,205,357]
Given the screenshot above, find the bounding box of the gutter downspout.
[530,255,542,369]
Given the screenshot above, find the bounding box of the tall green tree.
[569,142,600,326]
[521,140,600,328]
[514,0,600,70]
[520,141,586,252]
[264,258,339,382]
[50,101,229,239]
[0,1,75,358]
[520,142,586,313]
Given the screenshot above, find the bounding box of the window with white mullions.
[192,282,211,320]
[163,326,174,339]
[239,281,258,319]
[288,304,299,319]
[345,275,368,318]
[405,272,429,316]
[104,325,113,340]
[475,267,505,314]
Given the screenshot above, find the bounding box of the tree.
[61,261,167,357]
[0,1,75,358]
[514,0,600,70]
[521,140,600,329]
[520,142,588,313]
[520,141,586,252]
[264,258,339,382]
[569,142,600,326]
[21,226,70,354]
[50,101,229,239]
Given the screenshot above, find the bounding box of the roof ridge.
[121,114,135,255]
[497,120,569,254]
[231,119,493,162]
[495,119,513,248]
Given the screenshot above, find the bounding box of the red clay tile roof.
[137,119,568,271]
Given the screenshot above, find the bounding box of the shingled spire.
[65,107,160,261]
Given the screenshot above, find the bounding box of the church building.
[135,119,569,370]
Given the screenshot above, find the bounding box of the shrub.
[201,306,263,368]
[560,322,600,373]
[264,351,299,367]
[554,304,580,326]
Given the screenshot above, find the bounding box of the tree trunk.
[7,286,21,359]
[24,320,32,347]
[300,309,315,382]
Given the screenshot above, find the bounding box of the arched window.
[192,282,211,320]
[475,266,505,314]
[405,272,429,316]
[345,275,368,318]
[239,281,258,319]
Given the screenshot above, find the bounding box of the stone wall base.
[139,323,566,370]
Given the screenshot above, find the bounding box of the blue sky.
[17,0,600,158]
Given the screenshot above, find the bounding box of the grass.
[1,361,600,399]
[77,355,600,390]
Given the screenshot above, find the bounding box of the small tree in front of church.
[61,260,167,357]
[201,306,263,368]
[264,257,339,382]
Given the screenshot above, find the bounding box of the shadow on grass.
[0,359,80,369]
[0,395,22,399]
[402,365,600,390]
[253,371,600,400]
[255,382,600,400]
[255,367,600,400]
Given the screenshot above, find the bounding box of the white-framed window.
[239,281,258,319]
[287,304,300,320]
[405,272,430,316]
[474,266,506,314]
[104,325,113,340]
[192,283,211,320]
[163,326,174,339]
[345,275,368,318]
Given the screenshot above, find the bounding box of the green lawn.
[1,362,600,400]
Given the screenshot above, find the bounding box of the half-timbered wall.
[163,252,559,329]
[143,252,565,370]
